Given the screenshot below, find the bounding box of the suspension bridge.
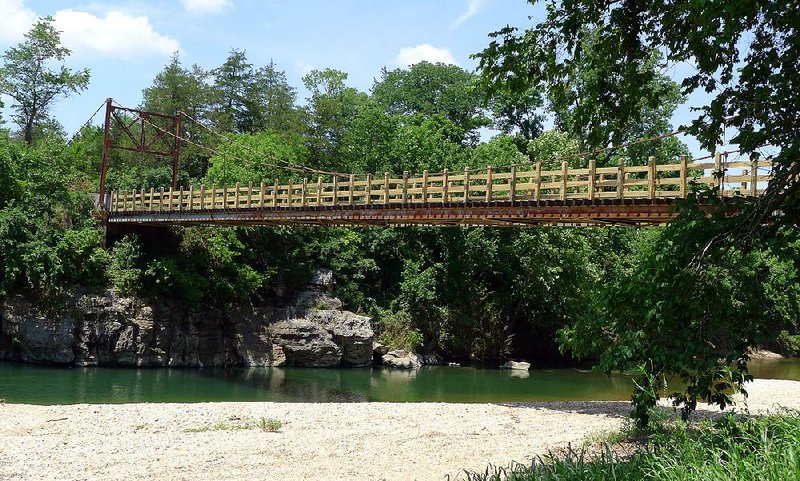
[96,100,772,227]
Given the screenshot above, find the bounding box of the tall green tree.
[372,62,489,145]
[142,53,211,181]
[302,69,368,170]
[0,17,90,145]
[475,0,800,424]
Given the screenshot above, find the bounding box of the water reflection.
[0,358,797,405]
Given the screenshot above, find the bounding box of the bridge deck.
[106,155,770,227]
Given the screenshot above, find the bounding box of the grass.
[462,412,800,481]
[184,417,283,433]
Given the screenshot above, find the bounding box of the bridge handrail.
[107,154,772,213]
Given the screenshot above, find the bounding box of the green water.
[1,359,798,405]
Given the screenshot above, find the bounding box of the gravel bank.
[1,379,798,481]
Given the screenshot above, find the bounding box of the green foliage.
[0,17,90,145]
[777,331,800,357]
[375,309,424,352]
[257,417,283,432]
[465,414,800,481]
[205,130,308,185]
[372,62,489,145]
[560,208,800,424]
[108,236,144,296]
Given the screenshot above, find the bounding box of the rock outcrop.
[381,349,422,369]
[0,269,373,368]
[500,360,531,371]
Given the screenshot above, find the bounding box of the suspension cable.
[178,110,352,177]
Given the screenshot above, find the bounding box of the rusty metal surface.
[107,198,686,227]
[98,100,183,210]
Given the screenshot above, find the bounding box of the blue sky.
[0,0,718,154]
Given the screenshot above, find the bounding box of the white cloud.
[451,0,488,30]
[294,60,316,76]
[0,0,37,42]
[180,0,232,15]
[395,44,457,67]
[53,9,180,58]
[0,2,179,58]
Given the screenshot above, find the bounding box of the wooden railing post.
[200,185,206,210]
[680,155,688,197]
[402,171,409,205]
[510,165,517,203]
[210,186,216,210]
[149,188,155,211]
[260,181,266,209]
[287,179,293,207]
[588,159,596,201]
[751,158,759,197]
[648,156,656,200]
[348,174,355,205]
[534,162,542,201]
[272,179,279,207]
[302,178,308,207]
[178,186,184,212]
[741,169,749,194]
[332,176,338,206]
[366,173,372,205]
[443,169,449,203]
[422,170,429,204]
[486,166,493,202]
[223,185,228,211]
[247,181,253,208]
[617,160,625,200]
[463,168,471,204]
[384,173,390,205]
[714,152,722,196]
[168,186,175,211]
[317,177,323,206]
[561,161,568,200]
[188,186,194,211]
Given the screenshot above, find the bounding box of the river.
[1,359,798,405]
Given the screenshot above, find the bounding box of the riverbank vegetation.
[465,413,800,481]
[1,4,799,428]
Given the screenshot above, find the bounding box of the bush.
[777,330,800,357]
[108,235,144,296]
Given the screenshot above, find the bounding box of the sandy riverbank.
[1,379,799,481]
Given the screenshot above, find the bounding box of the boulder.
[270,320,342,367]
[382,349,422,369]
[500,360,531,371]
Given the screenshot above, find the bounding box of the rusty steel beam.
[97,99,182,210]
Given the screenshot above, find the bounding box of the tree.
[302,69,368,170]
[209,49,254,133]
[487,86,545,155]
[0,17,90,145]
[475,0,800,425]
[373,62,490,145]
[142,53,211,181]
[245,61,304,135]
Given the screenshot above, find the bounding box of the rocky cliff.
[0,269,373,368]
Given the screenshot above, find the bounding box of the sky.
[0,0,718,154]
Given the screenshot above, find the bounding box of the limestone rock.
[382,349,422,369]
[0,268,373,369]
[500,360,531,371]
[270,320,342,367]
[1,298,76,364]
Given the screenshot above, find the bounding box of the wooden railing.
[108,154,772,213]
